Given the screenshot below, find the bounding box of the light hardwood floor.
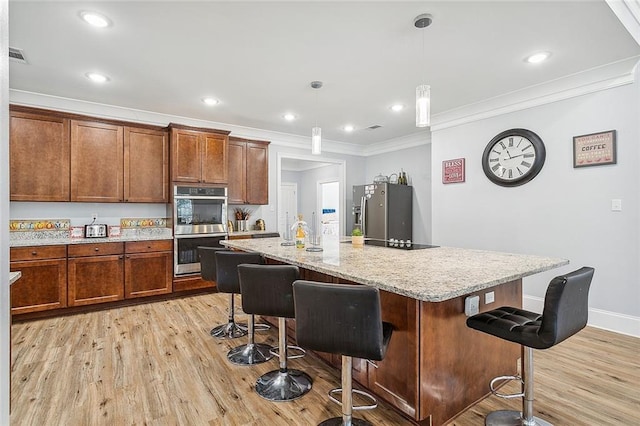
[10,293,640,425]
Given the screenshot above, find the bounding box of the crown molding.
[431,57,639,132]
[607,0,640,46]
[361,131,430,157]
[8,89,365,157]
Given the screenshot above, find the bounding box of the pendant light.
[414,14,432,128]
[311,81,323,155]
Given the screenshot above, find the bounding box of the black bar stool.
[238,264,312,401]
[198,247,244,339]
[466,266,594,426]
[216,251,274,365]
[293,280,393,426]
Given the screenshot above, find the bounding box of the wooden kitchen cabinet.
[71,120,124,202]
[228,137,269,205]
[67,242,125,306]
[9,109,71,201]
[124,240,173,298]
[124,127,169,202]
[169,124,230,184]
[10,245,68,314]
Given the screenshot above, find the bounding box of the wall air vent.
[9,47,28,64]
[366,125,382,130]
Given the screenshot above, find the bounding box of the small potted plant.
[351,228,364,247]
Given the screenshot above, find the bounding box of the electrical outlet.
[464,295,480,317]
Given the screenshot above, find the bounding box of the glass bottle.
[295,214,306,249]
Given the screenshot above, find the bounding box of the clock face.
[482,129,546,187]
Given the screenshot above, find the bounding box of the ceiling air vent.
[366,125,382,130]
[9,47,28,64]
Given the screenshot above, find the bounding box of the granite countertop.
[221,237,569,302]
[9,229,173,247]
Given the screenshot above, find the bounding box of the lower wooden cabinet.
[124,240,173,298]
[67,243,125,307]
[10,245,68,314]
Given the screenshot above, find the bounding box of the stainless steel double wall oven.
[172,185,227,276]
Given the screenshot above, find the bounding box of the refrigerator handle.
[361,196,367,236]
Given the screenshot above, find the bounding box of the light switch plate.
[611,199,622,211]
[485,291,495,304]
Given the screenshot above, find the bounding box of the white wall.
[431,74,640,336]
[365,143,432,244]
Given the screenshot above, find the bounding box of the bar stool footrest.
[490,375,525,399]
[328,388,378,411]
[269,345,306,360]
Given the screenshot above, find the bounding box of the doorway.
[279,182,298,239]
[276,153,346,238]
[318,180,339,236]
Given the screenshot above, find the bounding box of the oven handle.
[174,233,228,239]
[174,195,227,201]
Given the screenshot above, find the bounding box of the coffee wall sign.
[573,130,616,168]
[442,158,465,184]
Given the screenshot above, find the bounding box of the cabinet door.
[171,128,201,182]
[68,255,124,306]
[124,127,169,202]
[366,290,419,419]
[201,133,228,184]
[71,120,124,202]
[10,111,70,201]
[246,142,269,204]
[227,139,247,204]
[10,258,67,314]
[124,251,173,299]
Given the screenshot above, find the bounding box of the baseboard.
[523,295,640,338]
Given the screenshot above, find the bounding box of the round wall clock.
[482,128,546,187]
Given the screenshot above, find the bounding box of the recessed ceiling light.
[283,113,297,121]
[390,104,405,112]
[525,51,551,64]
[85,72,109,83]
[343,125,355,132]
[80,11,111,28]
[202,97,220,106]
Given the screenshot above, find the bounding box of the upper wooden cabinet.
[169,124,230,184]
[9,106,169,203]
[10,111,71,201]
[71,120,124,202]
[228,137,269,205]
[124,127,169,202]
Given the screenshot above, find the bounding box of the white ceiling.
[8,1,640,147]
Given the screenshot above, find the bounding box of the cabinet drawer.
[68,242,124,257]
[10,245,67,261]
[125,240,172,253]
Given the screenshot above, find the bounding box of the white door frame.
[276,152,347,238]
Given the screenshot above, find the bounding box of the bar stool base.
[486,410,553,426]
[255,369,312,401]
[227,343,274,365]
[318,417,372,426]
[210,321,248,339]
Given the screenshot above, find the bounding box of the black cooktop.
[345,239,439,250]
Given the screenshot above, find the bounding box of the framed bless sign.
[442,158,465,184]
[573,130,617,168]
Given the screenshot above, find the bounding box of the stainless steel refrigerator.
[352,183,412,241]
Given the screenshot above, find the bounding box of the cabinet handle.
[147,245,152,249]
[31,251,37,256]
[94,247,100,252]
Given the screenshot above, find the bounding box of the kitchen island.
[222,237,568,426]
